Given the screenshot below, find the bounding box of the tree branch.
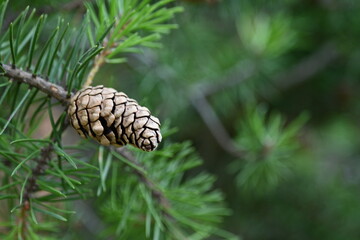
[189,42,339,158]
[83,50,106,88]
[189,63,254,158]
[84,16,131,88]
[23,145,53,203]
[19,145,53,238]
[1,64,69,104]
[114,147,172,216]
[190,94,244,158]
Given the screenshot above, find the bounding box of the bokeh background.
[7,0,360,239]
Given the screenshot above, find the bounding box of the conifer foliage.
[0,0,237,239]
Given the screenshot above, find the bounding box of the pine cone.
[67,85,162,151]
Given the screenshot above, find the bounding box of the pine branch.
[0,2,228,238]
[1,61,178,232]
[1,64,69,104]
[114,147,172,217]
[83,12,127,87]
[83,0,182,88]
[189,43,337,159]
[83,15,131,87]
[0,7,174,224]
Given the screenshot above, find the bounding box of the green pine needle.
[0,88,31,135]
[34,26,59,74]
[33,207,68,222]
[9,23,16,66]
[11,149,40,176]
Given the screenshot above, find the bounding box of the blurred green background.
[123,1,360,239]
[8,0,360,239]
[118,1,360,238]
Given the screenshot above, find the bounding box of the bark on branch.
[1,64,69,104]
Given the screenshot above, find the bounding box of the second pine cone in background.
[68,85,162,151]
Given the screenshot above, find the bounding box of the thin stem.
[23,145,54,202]
[82,50,106,88]
[19,201,29,240]
[19,144,53,239]
[1,63,69,104]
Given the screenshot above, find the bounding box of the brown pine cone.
[67,85,162,151]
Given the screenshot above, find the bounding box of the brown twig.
[82,49,107,88]
[19,145,53,239]
[1,64,69,104]
[23,145,54,202]
[19,201,29,240]
[83,30,112,88]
